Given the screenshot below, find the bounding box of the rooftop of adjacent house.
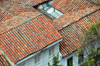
[0,12,62,63]
[52,6,100,30]
[9,0,48,6]
[0,52,10,66]
[53,7,100,57]
[0,0,62,63]
[0,12,41,34]
[51,0,95,13]
[0,0,100,63]
[0,1,39,22]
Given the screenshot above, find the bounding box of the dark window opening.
[33,1,49,10]
[67,57,73,66]
[97,47,100,60]
[78,53,84,64]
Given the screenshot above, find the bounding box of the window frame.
[49,46,55,58]
[67,57,73,66]
[78,52,84,64]
[18,62,26,66]
[35,54,41,66]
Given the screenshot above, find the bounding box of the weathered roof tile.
[51,0,94,13]
[59,10,100,57]
[0,14,62,63]
[52,6,100,31]
[0,54,10,66]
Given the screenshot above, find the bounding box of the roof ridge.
[0,12,42,34]
[0,6,13,16]
[58,6,100,31]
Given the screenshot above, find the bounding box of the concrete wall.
[15,43,60,66]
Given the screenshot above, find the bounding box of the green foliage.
[76,21,100,66]
[86,59,95,66]
[5,64,10,66]
[98,50,100,55]
[69,59,73,66]
[48,52,63,66]
[84,21,100,42]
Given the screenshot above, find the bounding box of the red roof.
[0,9,12,22]
[92,0,100,3]
[9,0,48,6]
[52,6,100,30]
[0,14,62,63]
[6,5,39,16]
[51,0,94,13]
[0,12,41,34]
[0,1,39,22]
[58,9,100,57]
[0,54,10,66]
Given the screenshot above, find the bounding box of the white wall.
[55,9,63,15]
[60,52,78,66]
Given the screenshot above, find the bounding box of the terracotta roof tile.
[0,14,62,63]
[6,5,39,16]
[0,1,39,23]
[59,10,100,57]
[0,54,10,66]
[52,6,100,31]
[0,1,17,8]
[9,0,48,6]
[51,0,94,13]
[0,12,41,34]
[0,9,12,22]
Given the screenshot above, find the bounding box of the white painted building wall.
[60,40,100,66]
[60,52,78,66]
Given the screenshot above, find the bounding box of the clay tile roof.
[0,9,12,22]
[52,6,100,31]
[0,1,17,8]
[51,0,94,13]
[0,12,41,34]
[9,0,48,6]
[58,9,100,57]
[0,54,10,66]
[5,5,39,16]
[0,1,39,22]
[0,14,62,63]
